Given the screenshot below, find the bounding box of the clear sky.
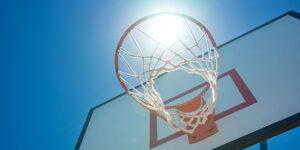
[1,0,300,150]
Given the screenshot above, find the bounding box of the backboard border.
[75,10,300,150]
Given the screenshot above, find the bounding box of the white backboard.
[76,11,300,150]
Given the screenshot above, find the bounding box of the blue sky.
[1,0,300,149]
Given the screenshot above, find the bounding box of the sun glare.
[152,15,180,47]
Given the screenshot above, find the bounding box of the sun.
[152,14,180,47]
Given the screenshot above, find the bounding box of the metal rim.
[115,12,217,95]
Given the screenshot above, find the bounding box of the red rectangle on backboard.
[149,69,257,148]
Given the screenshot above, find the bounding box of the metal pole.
[260,140,268,150]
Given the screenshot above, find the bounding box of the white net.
[115,13,218,134]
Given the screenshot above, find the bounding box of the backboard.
[76,11,300,150]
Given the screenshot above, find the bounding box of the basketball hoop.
[115,12,219,143]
